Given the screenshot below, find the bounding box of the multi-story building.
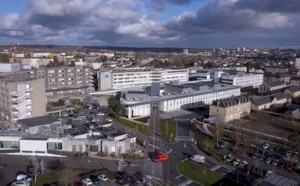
[0,63,21,72]
[120,83,241,118]
[190,70,263,91]
[209,96,251,123]
[264,67,289,74]
[27,67,94,95]
[0,75,46,123]
[98,68,189,91]
[221,73,263,90]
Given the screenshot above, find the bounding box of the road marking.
[148,143,160,149]
[184,143,186,148]
[210,165,222,171]
[175,175,182,179]
[149,136,160,141]
[167,148,173,154]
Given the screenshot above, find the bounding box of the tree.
[58,168,75,186]
[107,95,125,117]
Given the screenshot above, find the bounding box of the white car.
[265,170,273,177]
[233,159,240,166]
[241,160,248,165]
[16,174,32,182]
[105,118,113,122]
[11,180,30,186]
[82,178,93,185]
[97,112,105,116]
[263,143,270,149]
[97,174,108,181]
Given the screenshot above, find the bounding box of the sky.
[0,0,300,49]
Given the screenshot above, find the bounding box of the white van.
[191,154,205,163]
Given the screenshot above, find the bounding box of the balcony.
[10,87,33,97]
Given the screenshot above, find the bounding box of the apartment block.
[0,75,46,123]
[27,67,94,95]
[98,68,189,91]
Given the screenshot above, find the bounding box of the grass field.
[114,118,149,135]
[160,120,177,143]
[178,162,240,186]
[240,117,300,139]
[33,173,58,186]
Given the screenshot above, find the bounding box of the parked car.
[89,175,100,184]
[265,170,273,177]
[117,173,131,184]
[272,159,279,166]
[278,161,286,168]
[81,178,93,186]
[265,157,272,164]
[286,164,295,171]
[73,181,84,186]
[16,174,32,182]
[105,118,113,122]
[263,144,270,150]
[97,174,108,181]
[233,159,241,166]
[97,112,105,116]
[134,171,144,183]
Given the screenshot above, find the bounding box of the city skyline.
[0,0,300,49]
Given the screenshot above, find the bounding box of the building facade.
[209,96,251,123]
[0,75,46,123]
[98,68,189,91]
[221,73,264,90]
[120,83,241,118]
[258,81,286,95]
[26,67,94,95]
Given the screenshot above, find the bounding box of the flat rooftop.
[121,84,240,106]
[18,116,59,127]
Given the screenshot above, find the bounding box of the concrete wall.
[20,139,48,154]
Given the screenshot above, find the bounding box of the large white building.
[120,83,241,118]
[221,73,264,89]
[98,68,189,91]
[190,70,263,91]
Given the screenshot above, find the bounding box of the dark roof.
[270,93,287,101]
[267,81,285,87]
[18,116,59,127]
[212,96,250,108]
[276,73,291,78]
[127,91,145,94]
[252,96,271,106]
[21,137,49,141]
[287,86,300,93]
[291,76,300,81]
[287,104,300,111]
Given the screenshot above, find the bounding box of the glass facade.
[47,142,62,150]
[0,141,19,148]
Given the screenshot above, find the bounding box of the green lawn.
[33,173,58,186]
[160,120,177,143]
[114,118,149,135]
[273,118,300,132]
[178,162,240,186]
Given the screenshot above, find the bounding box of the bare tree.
[58,168,75,186]
[40,160,44,175]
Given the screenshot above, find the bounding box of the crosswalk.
[175,136,195,142]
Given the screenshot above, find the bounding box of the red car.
[286,164,294,171]
[73,181,83,186]
[154,153,168,162]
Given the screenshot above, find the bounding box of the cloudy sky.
[0,0,300,49]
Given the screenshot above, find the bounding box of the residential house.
[209,96,251,123]
[251,96,272,110]
[258,81,286,95]
[284,86,300,98]
[290,76,300,86]
[264,73,291,84]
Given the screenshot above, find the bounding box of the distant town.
[0,45,299,186]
